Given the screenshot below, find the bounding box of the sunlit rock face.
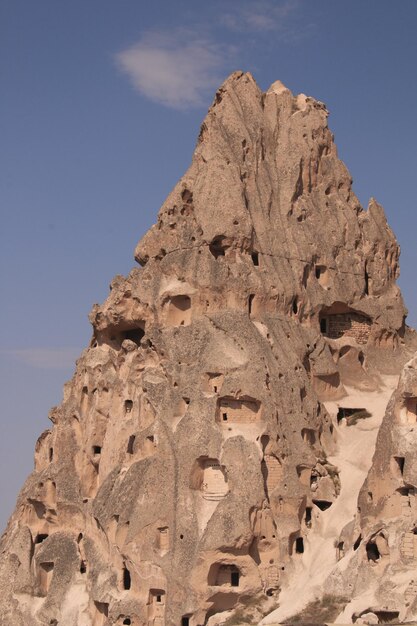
[316,354,417,625]
[0,71,415,626]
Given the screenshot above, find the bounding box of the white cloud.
[116,32,230,109]
[115,2,311,109]
[3,348,80,369]
[221,0,300,34]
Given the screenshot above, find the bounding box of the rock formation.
[0,71,416,626]
[315,354,417,624]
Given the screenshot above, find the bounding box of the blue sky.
[1,0,416,531]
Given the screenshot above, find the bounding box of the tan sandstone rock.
[0,72,415,626]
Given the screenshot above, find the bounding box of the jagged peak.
[266,79,292,96]
[208,70,261,111]
[0,71,414,626]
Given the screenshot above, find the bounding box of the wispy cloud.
[116,31,232,110]
[220,0,300,34]
[2,348,80,370]
[115,1,311,109]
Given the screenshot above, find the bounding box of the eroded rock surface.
[0,72,415,626]
[311,354,417,625]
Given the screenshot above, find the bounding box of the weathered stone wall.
[324,313,371,344]
[321,353,417,624]
[217,397,261,423]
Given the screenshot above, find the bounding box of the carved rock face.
[0,72,415,626]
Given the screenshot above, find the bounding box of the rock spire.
[0,71,415,626]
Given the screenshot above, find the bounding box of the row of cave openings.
[74,562,241,626]
[92,299,372,359]
[35,526,405,624]
[335,487,417,567]
[93,294,193,348]
[88,434,157,463]
[209,237,373,320]
[77,394,264,475]
[145,214,372,298]
[72,399,328,506]
[36,527,173,598]
[79,385,159,474]
[191,446,335,511]
[38,408,335,542]
[33,527,316,612]
[344,529,391,567]
[124,393,261,425]
[73,383,337,495]
[208,238,372,297]
[32,484,341,616]
[252,297,372,346]
[93,592,192,626]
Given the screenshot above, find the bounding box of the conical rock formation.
[0,71,415,626]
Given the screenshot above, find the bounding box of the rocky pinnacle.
[0,72,415,626]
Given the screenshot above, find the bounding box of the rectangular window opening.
[127,435,135,455]
[123,566,131,590]
[295,537,304,554]
[394,456,405,475]
[248,294,255,316]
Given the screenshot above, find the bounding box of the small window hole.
[248,294,255,316]
[123,565,131,590]
[127,435,135,455]
[295,537,304,553]
[394,456,405,475]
